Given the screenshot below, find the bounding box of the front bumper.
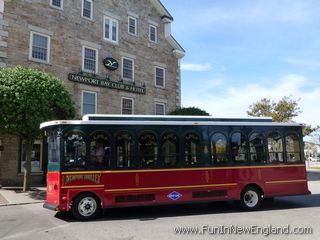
[43,202,60,211]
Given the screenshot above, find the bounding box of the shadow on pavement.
[307,171,320,181]
[54,193,320,222]
[28,190,46,201]
[11,188,46,201]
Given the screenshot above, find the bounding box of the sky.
[161,0,320,126]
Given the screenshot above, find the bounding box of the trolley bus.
[41,115,310,220]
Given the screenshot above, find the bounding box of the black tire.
[72,193,101,221]
[264,197,274,202]
[240,186,262,211]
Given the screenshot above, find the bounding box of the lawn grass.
[309,167,320,170]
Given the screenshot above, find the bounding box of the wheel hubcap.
[78,197,97,217]
[244,190,258,207]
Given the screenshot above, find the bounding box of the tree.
[0,66,75,191]
[247,96,318,137]
[247,96,301,122]
[169,107,210,116]
[303,125,320,137]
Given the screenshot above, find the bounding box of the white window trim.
[121,56,135,82]
[81,90,97,116]
[81,0,93,20]
[20,139,44,173]
[121,97,134,115]
[103,15,119,44]
[50,0,63,10]
[149,24,158,43]
[155,66,166,88]
[29,31,51,64]
[82,45,98,74]
[155,102,166,115]
[127,16,137,36]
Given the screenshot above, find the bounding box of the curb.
[0,200,44,207]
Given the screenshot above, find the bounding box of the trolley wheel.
[72,193,101,221]
[240,186,262,211]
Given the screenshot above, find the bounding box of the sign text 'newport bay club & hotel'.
[68,73,146,94]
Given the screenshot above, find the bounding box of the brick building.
[0,0,185,185]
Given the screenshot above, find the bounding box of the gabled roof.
[149,0,185,58]
[149,0,173,20]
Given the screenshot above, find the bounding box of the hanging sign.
[103,57,119,71]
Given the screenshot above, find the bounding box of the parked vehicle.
[41,114,310,220]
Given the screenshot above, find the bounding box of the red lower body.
[45,164,309,212]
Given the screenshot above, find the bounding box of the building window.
[82,91,97,115]
[122,57,134,81]
[104,16,119,43]
[149,24,157,43]
[20,140,43,173]
[155,103,165,115]
[29,32,50,63]
[122,97,134,115]
[128,16,137,36]
[50,0,63,9]
[82,0,93,20]
[155,67,165,88]
[82,46,98,73]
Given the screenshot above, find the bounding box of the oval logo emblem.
[103,57,119,71]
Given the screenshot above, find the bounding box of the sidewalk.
[0,187,46,207]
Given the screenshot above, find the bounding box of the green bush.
[169,107,210,116]
[0,66,75,190]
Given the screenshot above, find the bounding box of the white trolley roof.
[40,114,303,129]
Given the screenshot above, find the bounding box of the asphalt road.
[0,171,319,240]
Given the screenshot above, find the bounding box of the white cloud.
[181,63,213,72]
[182,74,320,126]
[181,63,226,72]
[281,58,320,68]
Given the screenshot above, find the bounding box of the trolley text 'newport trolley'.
[41,115,310,220]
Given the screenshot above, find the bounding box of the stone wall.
[0,134,20,185]
[0,0,183,185]
[1,0,181,116]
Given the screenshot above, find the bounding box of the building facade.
[0,0,185,185]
